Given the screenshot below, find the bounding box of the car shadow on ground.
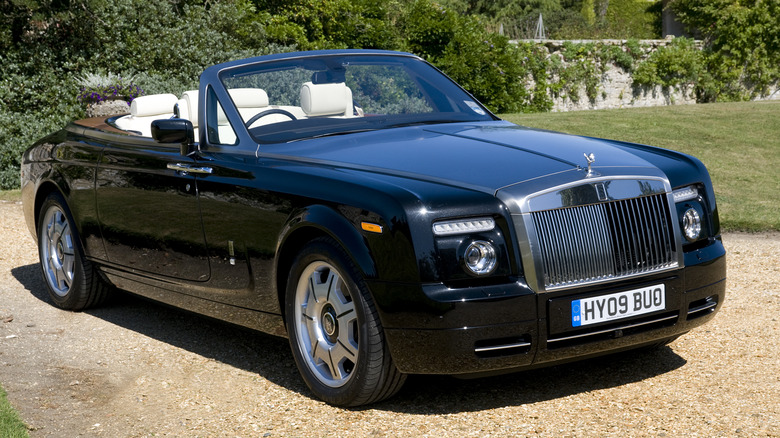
[12,263,687,414]
[11,263,306,395]
[375,345,686,414]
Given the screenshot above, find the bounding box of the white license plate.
[571,284,665,327]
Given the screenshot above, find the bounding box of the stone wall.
[520,39,696,112]
[514,38,779,112]
[551,63,696,112]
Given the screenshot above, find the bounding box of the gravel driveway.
[1,200,778,437]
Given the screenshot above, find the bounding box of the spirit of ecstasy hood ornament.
[584,153,597,177]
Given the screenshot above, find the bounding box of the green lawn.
[502,101,780,232]
[0,387,28,438]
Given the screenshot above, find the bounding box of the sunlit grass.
[0,386,28,438]
[0,189,20,202]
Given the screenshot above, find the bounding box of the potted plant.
[77,72,144,118]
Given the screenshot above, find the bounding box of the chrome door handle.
[167,163,213,175]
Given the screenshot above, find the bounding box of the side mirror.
[151,119,196,156]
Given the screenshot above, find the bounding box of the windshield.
[218,54,496,144]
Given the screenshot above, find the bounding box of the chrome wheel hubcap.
[41,206,75,297]
[321,306,337,339]
[294,261,358,388]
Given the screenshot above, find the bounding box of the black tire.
[37,192,110,310]
[285,236,406,406]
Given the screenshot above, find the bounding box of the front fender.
[279,204,378,279]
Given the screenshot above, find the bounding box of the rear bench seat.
[114,94,177,137]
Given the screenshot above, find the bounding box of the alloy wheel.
[293,261,359,388]
[40,205,75,297]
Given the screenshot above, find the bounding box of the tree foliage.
[398,0,539,112]
[633,38,702,88]
[437,0,661,40]
[0,0,777,189]
[256,0,398,49]
[669,0,780,101]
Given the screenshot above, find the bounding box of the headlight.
[431,216,509,281]
[433,217,495,236]
[463,241,497,276]
[673,185,699,202]
[682,208,702,241]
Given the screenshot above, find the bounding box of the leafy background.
[0,0,777,190]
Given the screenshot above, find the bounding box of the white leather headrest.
[230,88,269,108]
[181,90,199,126]
[300,82,349,117]
[129,94,178,117]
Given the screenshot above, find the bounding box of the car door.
[95,135,210,282]
[179,86,288,310]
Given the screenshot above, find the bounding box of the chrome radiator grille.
[531,193,677,290]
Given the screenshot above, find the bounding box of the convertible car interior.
[112,81,359,140]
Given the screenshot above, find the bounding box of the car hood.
[266,121,660,194]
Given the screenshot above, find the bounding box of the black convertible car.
[21,50,726,406]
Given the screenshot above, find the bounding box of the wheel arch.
[274,204,378,323]
[31,179,69,240]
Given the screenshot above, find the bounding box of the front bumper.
[372,239,726,375]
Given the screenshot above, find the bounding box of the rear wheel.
[285,237,406,406]
[38,192,110,310]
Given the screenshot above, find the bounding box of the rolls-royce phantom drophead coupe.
[21,50,726,406]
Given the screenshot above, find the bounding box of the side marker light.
[361,222,383,234]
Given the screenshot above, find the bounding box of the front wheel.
[37,192,110,310]
[285,237,406,406]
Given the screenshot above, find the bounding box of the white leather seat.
[230,88,270,121]
[234,88,307,126]
[115,94,178,137]
[172,89,264,144]
[176,88,269,126]
[300,82,354,117]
